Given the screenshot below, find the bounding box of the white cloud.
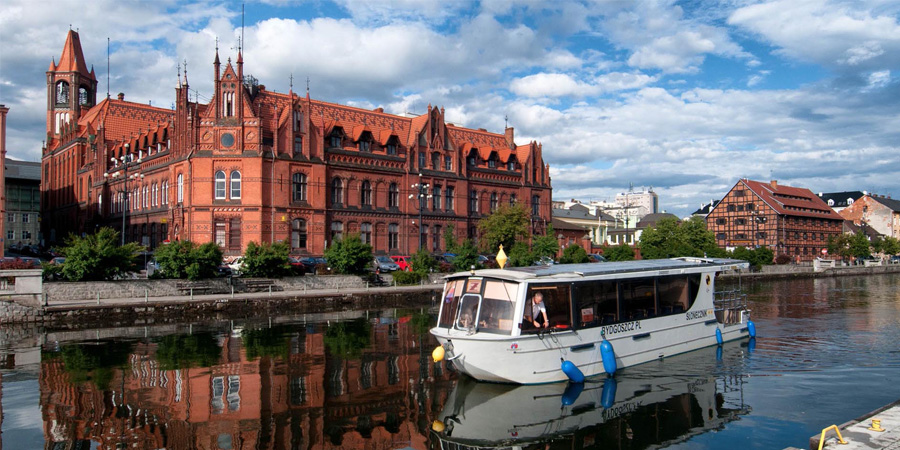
[865,70,891,90]
[841,41,885,65]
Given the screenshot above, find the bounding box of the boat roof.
[446,257,748,281]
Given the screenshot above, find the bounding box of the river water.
[2,274,900,449]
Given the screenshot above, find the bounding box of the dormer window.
[358,131,372,152]
[359,140,370,152]
[387,142,397,155]
[507,158,517,171]
[467,149,479,166]
[828,199,835,206]
[329,129,343,149]
[488,153,498,168]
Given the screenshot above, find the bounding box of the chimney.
[770,180,778,189]
[117,92,125,101]
[505,127,515,148]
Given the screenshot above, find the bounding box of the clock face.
[221,132,235,148]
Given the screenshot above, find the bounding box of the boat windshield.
[438,277,519,335]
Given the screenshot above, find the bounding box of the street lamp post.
[104,144,142,246]
[409,173,432,251]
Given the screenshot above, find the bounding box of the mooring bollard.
[97,292,100,305]
[145,289,149,303]
[269,285,272,296]
[190,288,193,300]
[231,286,235,298]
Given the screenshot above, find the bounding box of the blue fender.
[601,378,618,409]
[600,340,617,376]
[716,345,723,361]
[747,320,757,338]
[748,337,756,353]
[561,381,584,406]
[715,328,723,346]
[561,359,585,383]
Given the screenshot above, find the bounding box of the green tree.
[410,247,437,274]
[155,240,223,280]
[604,244,635,261]
[531,223,559,259]
[242,326,291,360]
[443,224,459,253]
[324,233,373,274]
[881,236,900,255]
[477,203,530,252]
[681,217,724,257]
[639,218,690,259]
[559,245,590,264]
[61,227,143,281]
[849,232,871,258]
[242,241,291,278]
[753,247,775,267]
[452,239,480,272]
[827,233,853,260]
[54,341,134,389]
[507,241,534,267]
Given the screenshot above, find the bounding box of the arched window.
[230,171,241,199]
[331,221,343,241]
[177,174,184,203]
[55,81,69,104]
[490,192,498,212]
[291,219,307,249]
[331,178,344,205]
[360,222,372,245]
[388,183,399,208]
[292,173,307,202]
[215,171,226,199]
[78,87,89,106]
[361,180,372,206]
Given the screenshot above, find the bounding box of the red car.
[391,255,412,272]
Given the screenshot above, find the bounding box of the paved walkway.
[44,283,444,311]
[786,400,900,450]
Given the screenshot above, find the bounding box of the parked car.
[373,255,401,272]
[297,256,329,274]
[478,254,497,268]
[891,255,900,264]
[390,255,412,272]
[533,256,556,266]
[587,254,607,263]
[49,257,66,265]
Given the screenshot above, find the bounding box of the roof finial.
[289,73,293,92]
[306,76,310,94]
[505,114,508,128]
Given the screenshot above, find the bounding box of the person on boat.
[525,291,550,330]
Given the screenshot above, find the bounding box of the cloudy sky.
[1,0,899,217]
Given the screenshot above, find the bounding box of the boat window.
[456,294,481,330]
[658,276,691,315]
[573,280,618,329]
[478,280,518,335]
[688,274,701,302]
[523,284,572,332]
[621,278,656,320]
[438,279,465,328]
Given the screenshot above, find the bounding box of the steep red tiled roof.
[56,30,95,80]
[80,98,173,144]
[741,179,843,220]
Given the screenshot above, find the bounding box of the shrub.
[774,254,792,265]
[604,244,635,261]
[559,245,590,264]
[42,262,64,281]
[242,241,291,278]
[452,239,480,272]
[324,234,373,274]
[507,241,534,267]
[410,247,437,274]
[61,228,144,281]
[392,270,423,286]
[155,240,223,280]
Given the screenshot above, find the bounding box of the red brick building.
[839,194,900,239]
[41,31,552,256]
[706,179,843,261]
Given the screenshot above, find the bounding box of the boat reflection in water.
[431,342,752,449]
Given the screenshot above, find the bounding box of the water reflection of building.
[39,316,451,449]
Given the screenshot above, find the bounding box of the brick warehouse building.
[706,179,843,261]
[41,31,552,256]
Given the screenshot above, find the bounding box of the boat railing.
[713,288,748,312]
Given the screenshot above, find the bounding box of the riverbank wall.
[721,262,900,280]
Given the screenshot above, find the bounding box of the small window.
[532,195,540,216]
[230,171,241,199]
[490,192,498,212]
[735,218,747,225]
[387,142,397,155]
[177,174,184,203]
[470,190,478,213]
[509,193,517,206]
[735,233,747,239]
[727,204,736,212]
[331,178,343,205]
[388,224,399,249]
[294,137,302,153]
[359,140,371,152]
[330,134,342,148]
[360,222,372,245]
[361,180,372,207]
[445,155,452,171]
[418,151,426,169]
[388,183,399,208]
[756,231,767,239]
[331,221,343,241]
[432,152,440,170]
[292,173,307,202]
[716,233,726,240]
[446,187,454,211]
[433,185,441,211]
[215,171,226,199]
[291,219,307,249]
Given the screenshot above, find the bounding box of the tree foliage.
[324,318,372,360]
[61,227,143,281]
[155,240,223,280]
[604,244,635,261]
[639,217,723,260]
[443,224,459,253]
[531,224,559,259]
[410,247,437,274]
[507,241,534,267]
[849,232,872,258]
[453,239,481,272]
[324,233,373,274]
[155,333,221,370]
[559,245,590,264]
[731,246,774,269]
[242,241,291,278]
[477,203,530,252]
[874,236,900,255]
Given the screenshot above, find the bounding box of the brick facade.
[41,31,552,256]
[839,194,900,239]
[707,179,844,261]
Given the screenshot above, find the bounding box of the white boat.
[430,257,754,384]
[431,342,752,448]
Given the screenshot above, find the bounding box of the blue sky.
[1,0,899,217]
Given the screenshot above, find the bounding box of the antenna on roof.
[106,37,110,99]
[306,76,310,94]
[241,2,245,54]
[504,114,508,128]
[289,73,293,92]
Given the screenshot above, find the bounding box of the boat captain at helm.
[524,291,550,330]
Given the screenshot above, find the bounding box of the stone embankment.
[721,262,900,280]
[1,274,444,327]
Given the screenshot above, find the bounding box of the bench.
[235,278,282,293]
[362,273,389,287]
[176,281,213,295]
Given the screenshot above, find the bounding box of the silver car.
[373,255,400,272]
